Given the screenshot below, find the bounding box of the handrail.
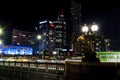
[0,61,65,73]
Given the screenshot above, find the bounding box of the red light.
[50,23,55,27]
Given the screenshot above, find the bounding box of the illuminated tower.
[53,9,67,55]
[38,20,55,56]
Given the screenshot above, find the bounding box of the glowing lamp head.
[82,24,89,33]
[53,51,57,55]
[37,35,42,40]
[91,24,98,32]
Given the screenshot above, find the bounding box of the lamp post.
[53,51,57,59]
[37,35,42,55]
[42,40,45,59]
[82,24,89,33]
[82,23,99,51]
[81,23,100,62]
[37,35,45,59]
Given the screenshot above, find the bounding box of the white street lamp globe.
[91,24,98,32]
[37,35,42,40]
[53,51,57,55]
[82,24,89,33]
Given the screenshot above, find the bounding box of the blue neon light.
[0,45,33,55]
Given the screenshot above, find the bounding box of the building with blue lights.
[53,12,67,55]
[37,20,55,56]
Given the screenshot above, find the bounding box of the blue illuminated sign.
[0,45,33,55]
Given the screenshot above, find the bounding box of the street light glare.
[82,24,89,32]
[37,35,42,40]
[91,24,98,32]
[53,51,57,55]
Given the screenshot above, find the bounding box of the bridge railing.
[0,61,65,80]
[0,61,65,72]
[0,61,119,80]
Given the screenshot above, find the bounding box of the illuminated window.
[13,36,17,38]
[22,34,26,37]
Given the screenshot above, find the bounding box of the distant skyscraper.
[38,20,55,55]
[71,0,82,42]
[70,0,82,54]
[53,10,67,54]
[37,10,67,56]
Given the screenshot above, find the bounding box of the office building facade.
[37,20,55,56]
[12,29,35,46]
[53,11,67,55]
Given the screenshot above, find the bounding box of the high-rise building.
[70,0,82,54]
[37,20,55,56]
[53,10,67,55]
[71,0,82,42]
[37,10,67,57]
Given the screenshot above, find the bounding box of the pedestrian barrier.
[0,61,119,80]
[0,61,65,80]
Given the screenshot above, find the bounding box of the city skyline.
[0,0,120,50]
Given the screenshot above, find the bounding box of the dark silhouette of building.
[71,0,82,42]
[70,0,82,54]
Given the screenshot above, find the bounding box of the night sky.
[0,0,66,31]
[81,0,120,39]
[0,0,120,50]
[80,0,120,50]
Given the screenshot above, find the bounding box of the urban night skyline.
[0,1,120,80]
[0,0,120,50]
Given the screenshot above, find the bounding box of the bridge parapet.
[0,61,120,80]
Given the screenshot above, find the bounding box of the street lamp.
[53,51,57,59]
[37,35,42,55]
[53,51,57,55]
[37,35,42,40]
[91,23,98,32]
[82,23,99,33]
[82,24,89,33]
[82,23,99,51]
[81,23,99,62]
[37,35,45,59]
